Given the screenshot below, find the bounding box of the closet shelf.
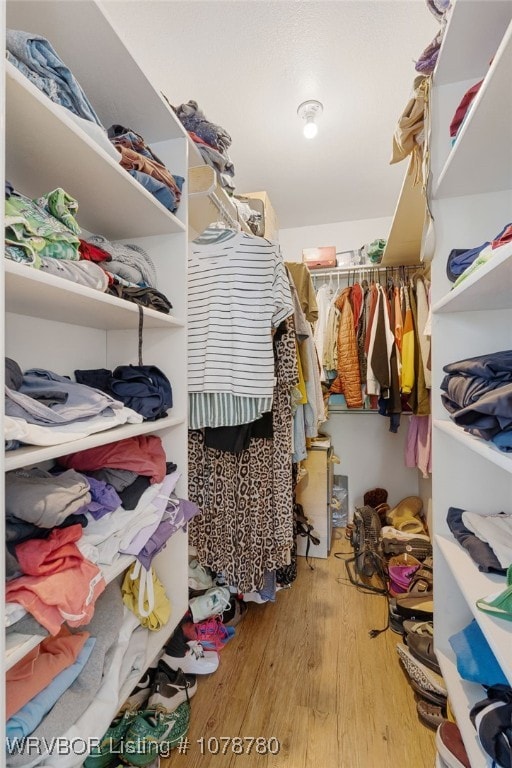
[6,0,187,146]
[6,634,47,673]
[433,419,512,474]
[432,242,512,313]
[434,0,512,86]
[433,19,512,199]
[381,168,426,266]
[436,648,493,768]
[436,535,512,683]
[4,414,185,472]
[5,555,137,672]
[188,165,251,236]
[5,261,185,330]
[5,63,186,240]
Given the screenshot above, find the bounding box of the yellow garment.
[295,341,308,404]
[401,286,415,395]
[122,561,170,631]
[285,262,318,322]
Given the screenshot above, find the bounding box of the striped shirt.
[188,231,293,428]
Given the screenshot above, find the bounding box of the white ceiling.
[105,0,438,229]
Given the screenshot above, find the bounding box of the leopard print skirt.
[188,318,297,593]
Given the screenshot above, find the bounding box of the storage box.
[302,246,337,269]
[240,190,279,241]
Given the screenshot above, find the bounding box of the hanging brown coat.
[329,287,363,408]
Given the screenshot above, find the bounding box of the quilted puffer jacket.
[329,287,363,408]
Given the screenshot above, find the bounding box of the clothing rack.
[309,263,423,289]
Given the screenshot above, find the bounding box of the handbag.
[122,561,170,631]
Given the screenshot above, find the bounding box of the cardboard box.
[240,190,279,241]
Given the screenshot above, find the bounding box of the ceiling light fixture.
[297,99,323,139]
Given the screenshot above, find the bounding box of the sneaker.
[189,586,231,622]
[182,616,235,650]
[84,710,138,768]
[119,665,158,712]
[188,559,214,592]
[436,721,471,768]
[122,701,190,767]
[148,663,197,712]
[221,596,248,627]
[242,591,268,604]
[161,639,219,675]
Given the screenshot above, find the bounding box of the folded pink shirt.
[6,525,105,636]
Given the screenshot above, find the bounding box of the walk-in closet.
[2,1,511,767]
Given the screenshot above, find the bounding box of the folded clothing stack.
[447,222,512,285]
[173,99,235,192]
[108,124,184,214]
[441,349,512,451]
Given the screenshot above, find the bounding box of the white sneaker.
[161,640,219,675]
[189,586,231,623]
[188,559,214,591]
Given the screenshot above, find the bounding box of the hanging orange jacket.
[330,287,363,408]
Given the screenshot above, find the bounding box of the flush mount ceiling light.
[297,99,323,139]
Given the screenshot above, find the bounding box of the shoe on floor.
[189,586,232,622]
[221,596,248,627]
[396,643,447,696]
[182,615,235,650]
[148,662,197,712]
[402,619,434,637]
[406,631,442,675]
[122,701,190,767]
[119,665,158,712]
[84,711,138,768]
[436,722,471,768]
[188,559,214,592]
[162,628,219,674]
[416,698,447,731]
[408,675,447,707]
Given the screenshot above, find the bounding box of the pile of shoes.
[85,559,249,767]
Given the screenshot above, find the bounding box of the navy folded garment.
[449,619,508,686]
[470,685,512,768]
[446,507,506,574]
[446,223,512,282]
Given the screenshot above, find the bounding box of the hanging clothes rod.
[308,263,421,277]
[210,190,240,230]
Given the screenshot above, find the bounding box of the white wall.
[281,215,420,520]
[279,215,392,262]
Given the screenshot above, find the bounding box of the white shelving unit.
[3,0,189,760]
[430,2,512,764]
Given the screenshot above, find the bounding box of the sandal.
[407,556,433,595]
[402,619,434,637]
[394,593,434,620]
[476,563,512,621]
[416,699,448,731]
[405,632,442,675]
[386,496,426,533]
[388,554,422,595]
[408,676,447,707]
[396,643,447,696]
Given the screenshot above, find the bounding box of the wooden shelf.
[433,20,512,199]
[6,0,188,146]
[6,64,186,239]
[4,414,185,472]
[434,0,512,86]
[5,261,184,330]
[188,165,251,236]
[436,647,493,767]
[434,420,512,473]
[436,535,512,683]
[381,168,426,266]
[432,241,512,313]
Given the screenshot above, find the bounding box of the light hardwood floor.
[165,537,436,767]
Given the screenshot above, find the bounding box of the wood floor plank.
[162,548,436,767]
